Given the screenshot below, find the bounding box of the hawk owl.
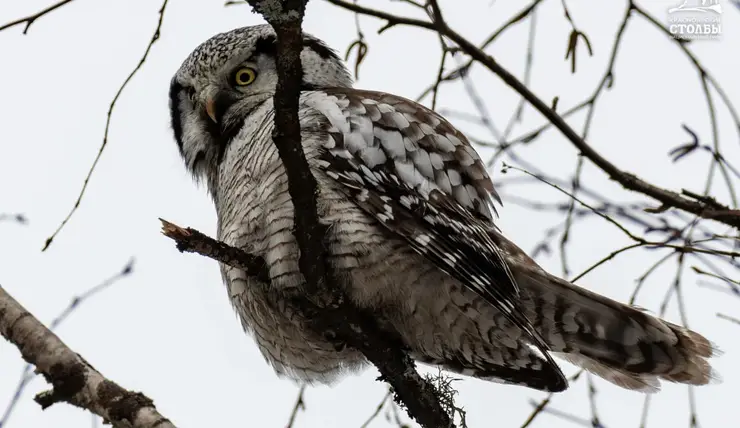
[168,24,717,392]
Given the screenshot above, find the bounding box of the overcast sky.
[1,1,739,427]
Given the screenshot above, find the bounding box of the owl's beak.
[201,88,237,125]
[205,97,218,124]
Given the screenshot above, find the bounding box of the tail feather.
[554,352,661,392]
[517,269,720,392]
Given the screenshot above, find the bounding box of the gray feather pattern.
[168,25,719,393]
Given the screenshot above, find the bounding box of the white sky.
[1,1,739,427]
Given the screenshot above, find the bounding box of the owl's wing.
[306,88,564,385]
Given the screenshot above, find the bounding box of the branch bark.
[247,0,331,299]
[0,285,176,428]
[162,224,453,425]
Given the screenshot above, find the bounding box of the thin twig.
[503,164,740,258]
[500,8,538,141]
[0,213,27,225]
[0,0,76,34]
[325,0,740,229]
[526,400,594,427]
[717,313,740,326]
[359,389,393,428]
[586,374,602,427]
[520,370,585,427]
[632,4,740,144]
[285,385,306,428]
[42,0,170,251]
[415,0,544,103]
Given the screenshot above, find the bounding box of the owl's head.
[169,24,353,181]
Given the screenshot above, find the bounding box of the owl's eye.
[233,67,257,86]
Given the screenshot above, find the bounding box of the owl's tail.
[517,269,720,392]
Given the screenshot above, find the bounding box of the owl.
[168,24,717,393]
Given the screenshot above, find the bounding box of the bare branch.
[525,401,593,427]
[502,165,740,259]
[285,385,306,428]
[1,259,135,427]
[161,219,269,282]
[0,286,175,428]
[223,2,456,426]
[325,0,740,229]
[520,370,585,427]
[0,0,76,34]
[0,213,27,225]
[42,0,170,251]
[717,313,740,326]
[416,0,544,103]
[359,389,393,428]
[160,218,454,428]
[326,0,435,32]
[632,4,740,141]
[246,0,332,298]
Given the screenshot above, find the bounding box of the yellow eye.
[233,67,257,86]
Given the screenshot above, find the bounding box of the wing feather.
[307,89,566,388]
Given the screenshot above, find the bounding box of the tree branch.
[161,217,454,428]
[325,0,740,230]
[284,384,306,428]
[161,219,270,282]
[0,285,176,428]
[0,213,27,225]
[247,0,330,298]
[0,0,76,34]
[168,2,454,427]
[41,0,170,251]
[1,259,135,427]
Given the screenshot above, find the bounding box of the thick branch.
[0,286,175,428]
[233,2,455,427]
[247,0,330,298]
[1,260,134,426]
[325,0,740,230]
[161,218,453,428]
